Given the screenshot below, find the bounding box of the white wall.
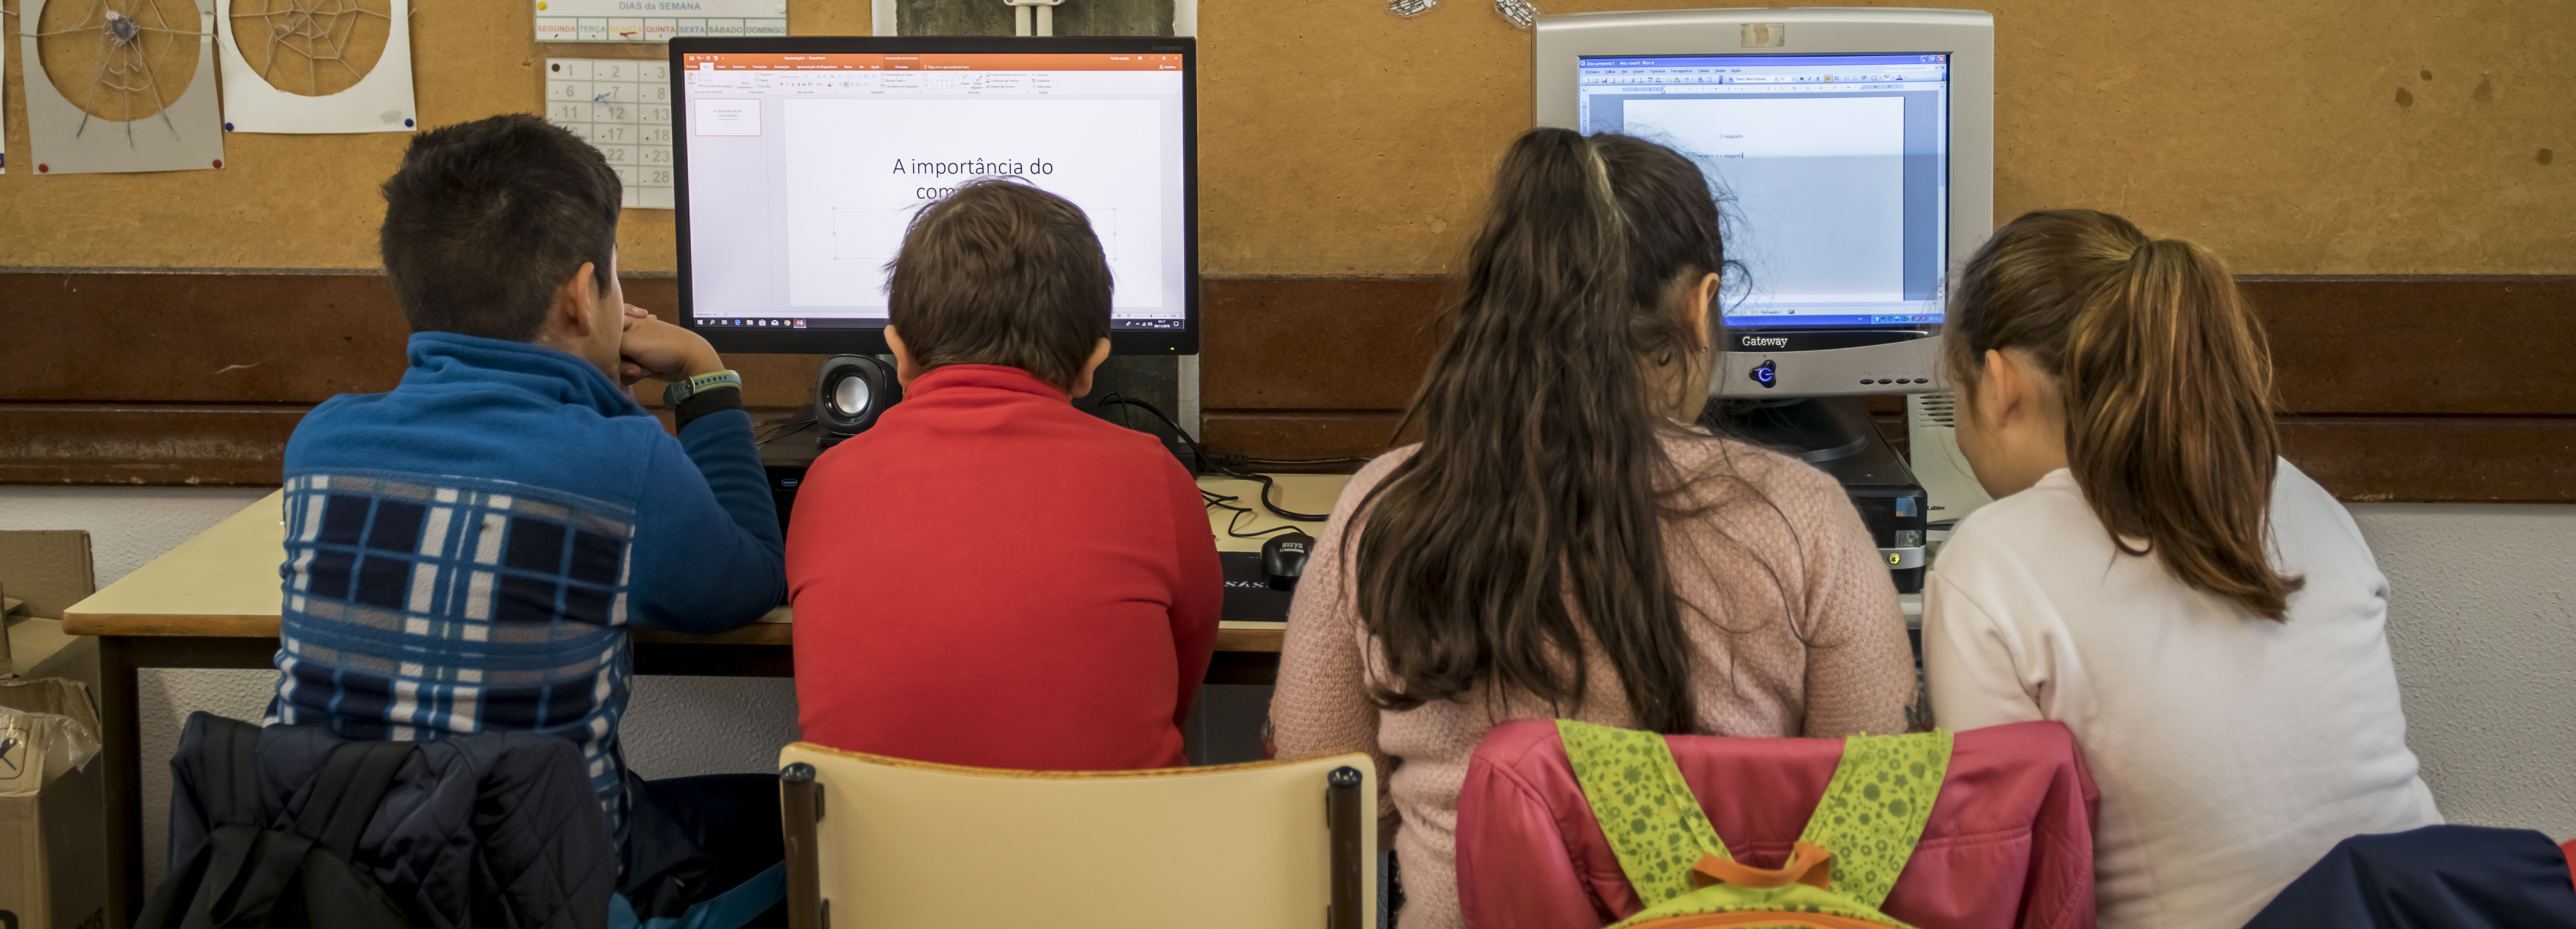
[2349,505,2576,841]
[7,487,2572,882]
[0,486,278,585]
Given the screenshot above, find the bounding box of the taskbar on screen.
[1723,313,1942,329]
[696,317,1189,330]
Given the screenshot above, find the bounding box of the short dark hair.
[886,179,1112,389]
[379,114,621,340]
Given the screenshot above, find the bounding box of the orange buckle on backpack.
[1689,841,1835,892]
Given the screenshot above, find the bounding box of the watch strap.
[672,381,744,433]
[662,369,742,407]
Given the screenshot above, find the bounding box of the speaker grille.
[813,355,900,442]
[1914,390,1958,427]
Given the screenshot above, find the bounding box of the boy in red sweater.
[787,180,1222,770]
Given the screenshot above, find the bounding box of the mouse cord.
[1100,393,1331,523]
[1205,490,1305,538]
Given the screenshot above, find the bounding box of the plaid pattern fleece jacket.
[269,332,785,843]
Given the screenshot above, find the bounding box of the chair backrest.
[776,742,1376,929]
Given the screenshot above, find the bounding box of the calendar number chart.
[546,59,677,210]
[532,0,785,43]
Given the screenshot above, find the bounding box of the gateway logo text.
[1740,336,1788,348]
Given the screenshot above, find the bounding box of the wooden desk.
[62,472,1352,926]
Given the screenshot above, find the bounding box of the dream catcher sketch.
[231,0,389,96]
[1386,0,1539,29]
[18,0,225,172]
[215,0,416,133]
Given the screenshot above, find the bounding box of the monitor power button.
[1749,360,1779,389]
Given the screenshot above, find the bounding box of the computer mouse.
[1262,531,1314,592]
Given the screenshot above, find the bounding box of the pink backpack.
[1457,720,2100,929]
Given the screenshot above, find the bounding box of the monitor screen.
[674,40,1195,352]
[1576,53,1949,330]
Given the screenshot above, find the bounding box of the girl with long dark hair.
[1921,209,2441,929]
[1269,128,1917,929]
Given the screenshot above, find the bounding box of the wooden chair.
[776,742,1377,929]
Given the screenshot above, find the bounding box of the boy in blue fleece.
[269,114,784,923]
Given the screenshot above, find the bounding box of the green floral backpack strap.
[1796,729,1954,908]
[1555,720,1730,908]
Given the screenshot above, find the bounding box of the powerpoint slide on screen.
[782,97,1166,309]
[1620,96,1907,307]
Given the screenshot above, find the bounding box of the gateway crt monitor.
[671,36,1198,355]
[1535,8,1993,398]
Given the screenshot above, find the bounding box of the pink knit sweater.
[1269,433,1918,929]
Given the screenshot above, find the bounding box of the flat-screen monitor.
[1536,9,1992,398]
[670,36,1198,355]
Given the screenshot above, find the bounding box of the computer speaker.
[814,354,902,447]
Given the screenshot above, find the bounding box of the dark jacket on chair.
[165,712,616,929]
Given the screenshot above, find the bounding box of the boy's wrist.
[682,347,726,379]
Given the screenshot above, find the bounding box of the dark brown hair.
[1948,209,2303,619]
[380,114,621,340]
[1347,129,1730,734]
[887,179,1111,390]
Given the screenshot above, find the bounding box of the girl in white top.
[1921,209,2442,929]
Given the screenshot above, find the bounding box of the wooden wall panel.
[2280,417,2576,504]
[2246,276,2576,416]
[1199,277,1446,411]
[3,270,2568,500]
[1200,411,1406,463]
[1,271,410,403]
[0,404,305,485]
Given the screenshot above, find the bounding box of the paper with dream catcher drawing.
[19,0,225,173]
[215,0,416,133]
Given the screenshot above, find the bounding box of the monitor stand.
[1712,396,1880,465]
[1704,396,1928,592]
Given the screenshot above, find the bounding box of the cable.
[1202,487,1305,538]
[1244,456,1373,466]
[1220,471,1330,523]
[755,413,817,446]
[1096,392,1208,475]
[1100,393,1330,523]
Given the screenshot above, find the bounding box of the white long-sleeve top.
[1922,460,2441,929]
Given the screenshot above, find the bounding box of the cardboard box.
[0,678,107,929]
[0,533,95,622]
[1,531,100,699]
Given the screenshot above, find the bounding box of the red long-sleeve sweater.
[787,364,1221,770]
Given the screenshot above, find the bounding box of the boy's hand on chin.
[617,304,656,384]
[616,305,724,386]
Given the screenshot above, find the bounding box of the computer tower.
[1712,397,1928,594]
[1822,431,1930,594]
[1906,391,1994,527]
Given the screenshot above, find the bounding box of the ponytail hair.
[1949,209,2304,620]
[1347,128,1727,733]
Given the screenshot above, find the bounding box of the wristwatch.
[662,369,743,407]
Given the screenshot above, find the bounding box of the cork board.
[1190,0,2575,275]
[0,0,2567,275]
[0,0,873,271]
